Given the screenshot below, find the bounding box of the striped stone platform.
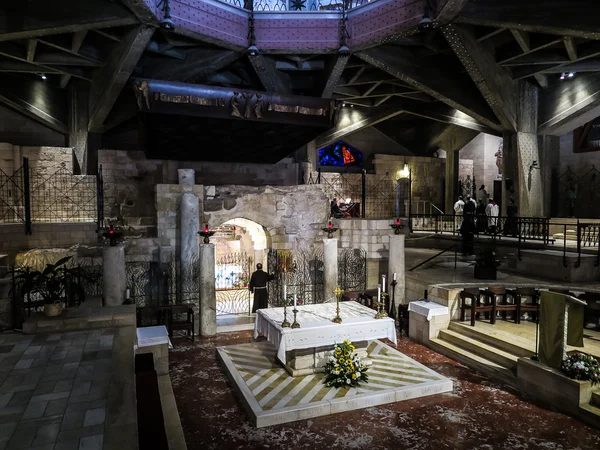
[217,340,453,427]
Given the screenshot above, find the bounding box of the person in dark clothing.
[476,199,487,233]
[249,263,275,313]
[460,196,477,255]
[504,199,519,236]
[330,198,344,219]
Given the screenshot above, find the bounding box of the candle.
[393,272,397,281]
[328,220,332,229]
[396,218,400,226]
[204,223,209,233]
[294,295,297,309]
[382,274,386,292]
[283,284,287,302]
[377,286,381,303]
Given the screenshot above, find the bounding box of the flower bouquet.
[561,352,600,383]
[323,340,369,388]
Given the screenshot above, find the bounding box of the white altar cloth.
[136,325,173,349]
[408,301,449,321]
[254,301,397,363]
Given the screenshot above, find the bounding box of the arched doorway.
[212,218,268,316]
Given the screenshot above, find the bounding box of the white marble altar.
[254,301,397,375]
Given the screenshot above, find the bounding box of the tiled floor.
[0,330,114,450]
[218,339,452,427]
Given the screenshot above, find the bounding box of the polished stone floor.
[0,330,113,450]
[170,331,600,450]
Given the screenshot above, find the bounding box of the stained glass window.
[318,141,363,167]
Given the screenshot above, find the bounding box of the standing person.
[476,199,487,233]
[486,198,499,234]
[453,195,464,230]
[249,263,275,313]
[505,199,519,236]
[461,195,477,255]
[330,198,343,219]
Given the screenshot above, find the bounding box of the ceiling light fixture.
[568,72,575,78]
[419,0,435,30]
[40,73,47,80]
[158,0,175,32]
[248,45,259,56]
[342,103,346,107]
[560,72,566,80]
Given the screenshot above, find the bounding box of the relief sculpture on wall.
[230,92,264,120]
[495,142,503,177]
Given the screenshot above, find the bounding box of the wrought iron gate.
[459,174,475,199]
[267,248,324,306]
[553,166,600,218]
[215,252,252,315]
[337,247,367,293]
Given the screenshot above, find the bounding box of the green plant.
[561,353,600,384]
[12,256,86,307]
[323,340,369,388]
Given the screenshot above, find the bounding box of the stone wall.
[0,223,98,262]
[459,133,502,200]
[0,143,74,174]
[204,184,330,251]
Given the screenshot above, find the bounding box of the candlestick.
[282,303,290,328]
[332,286,343,324]
[293,294,297,309]
[377,285,381,303]
[393,272,397,281]
[283,284,287,304]
[291,309,300,328]
[389,279,398,323]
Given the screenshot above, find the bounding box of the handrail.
[408,245,456,272]
[431,204,444,214]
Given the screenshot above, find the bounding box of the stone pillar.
[445,150,459,214]
[199,243,217,336]
[323,238,338,302]
[180,193,199,302]
[178,168,195,185]
[388,234,406,304]
[103,245,126,306]
[539,135,560,218]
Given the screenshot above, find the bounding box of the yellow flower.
[338,358,344,363]
[350,345,355,351]
[352,373,357,379]
[343,339,349,345]
[344,351,349,357]
[335,349,341,355]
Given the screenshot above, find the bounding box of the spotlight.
[560,73,566,80]
[247,45,259,56]
[159,0,175,32]
[342,103,346,107]
[40,73,47,80]
[418,16,434,30]
[338,45,350,55]
[350,104,354,108]
[568,72,575,78]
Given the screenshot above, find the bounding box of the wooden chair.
[136,306,169,328]
[460,288,496,326]
[342,291,362,302]
[579,292,600,329]
[482,286,516,323]
[167,305,195,341]
[506,287,539,324]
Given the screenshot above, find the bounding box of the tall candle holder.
[389,279,398,321]
[390,218,404,235]
[322,219,339,239]
[332,286,343,324]
[282,296,291,328]
[291,309,300,328]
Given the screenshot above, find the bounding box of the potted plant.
[474,246,500,280]
[13,256,86,317]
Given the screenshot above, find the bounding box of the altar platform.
[217,339,453,427]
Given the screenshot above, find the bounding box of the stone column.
[445,150,459,214]
[103,245,126,306]
[323,238,338,302]
[388,234,406,304]
[199,243,217,336]
[178,168,195,185]
[180,193,199,303]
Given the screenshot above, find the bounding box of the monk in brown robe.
[249,263,275,313]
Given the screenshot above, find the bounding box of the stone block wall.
[0,223,98,262]
[459,133,502,199]
[0,143,73,175]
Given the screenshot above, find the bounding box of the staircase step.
[439,329,518,370]
[592,390,600,407]
[430,338,517,388]
[448,322,534,357]
[579,403,600,429]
